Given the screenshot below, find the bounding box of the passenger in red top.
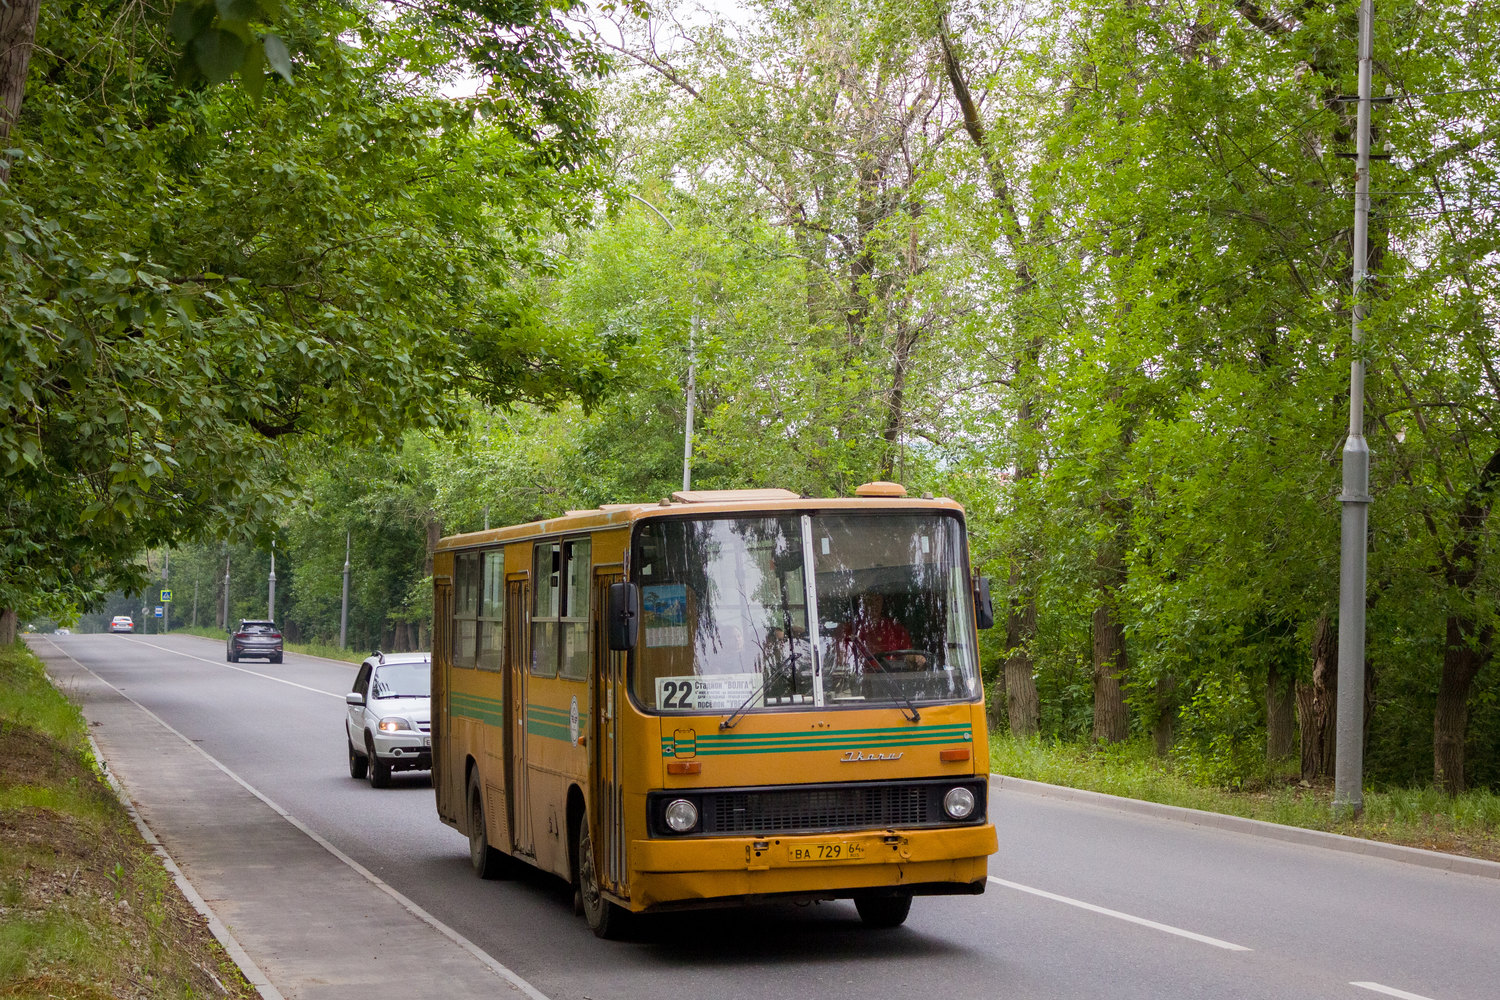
[837,593,927,669]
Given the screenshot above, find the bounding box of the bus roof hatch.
[669,488,802,504]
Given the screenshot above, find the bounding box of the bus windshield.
[630,512,979,714]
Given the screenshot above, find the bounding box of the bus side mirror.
[608,582,639,651]
[974,576,995,631]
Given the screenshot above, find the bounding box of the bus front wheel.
[854,892,912,928]
[577,814,630,939]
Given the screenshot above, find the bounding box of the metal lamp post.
[1334,0,1376,818]
[340,532,351,650]
[267,541,277,623]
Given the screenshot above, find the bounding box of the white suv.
[345,652,432,788]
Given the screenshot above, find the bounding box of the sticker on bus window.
[643,584,689,647]
[655,673,763,712]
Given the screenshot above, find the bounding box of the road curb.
[993,774,1500,881]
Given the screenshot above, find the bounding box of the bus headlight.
[664,798,699,833]
[943,786,976,820]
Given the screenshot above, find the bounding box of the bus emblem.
[840,751,904,762]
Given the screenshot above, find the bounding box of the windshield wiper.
[721,647,801,729]
[719,678,765,730]
[851,637,921,723]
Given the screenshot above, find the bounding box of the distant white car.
[54,628,70,635]
[345,652,432,788]
[108,616,134,634]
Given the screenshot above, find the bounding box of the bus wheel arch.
[566,786,586,914]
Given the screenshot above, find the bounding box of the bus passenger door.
[506,577,533,857]
[432,579,459,824]
[593,571,627,900]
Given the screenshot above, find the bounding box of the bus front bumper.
[627,823,997,910]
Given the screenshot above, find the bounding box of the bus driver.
[836,593,927,669]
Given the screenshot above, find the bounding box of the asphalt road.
[30,633,1500,1000]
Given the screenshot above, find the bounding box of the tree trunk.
[1434,616,1487,795]
[422,517,442,651]
[986,650,1008,732]
[937,18,1048,740]
[1265,657,1295,761]
[877,314,919,482]
[1003,644,1040,736]
[1091,501,1132,744]
[1426,447,1500,794]
[1151,674,1178,757]
[1003,564,1039,736]
[1092,601,1129,743]
[0,0,39,186]
[0,608,16,645]
[1297,615,1337,782]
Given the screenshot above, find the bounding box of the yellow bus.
[431,482,998,937]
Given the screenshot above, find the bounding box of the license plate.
[422,736,431,747]
[787,841,864,863]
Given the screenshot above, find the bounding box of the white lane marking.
[124,635,345,700]
[1352,984,1437,1000]
[47,644,553,1000]
[988,875,1252,951]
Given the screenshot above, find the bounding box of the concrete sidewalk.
[37,642,545,1000]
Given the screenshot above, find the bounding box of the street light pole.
[222,545,230,629]
[626,191,698,492]
[1334,0,1375,819]
[340,532,351,650]
[268,540,277,623]
[162,548,170,634]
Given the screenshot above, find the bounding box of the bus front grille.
[648,779,988,838]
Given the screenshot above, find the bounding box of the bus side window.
[478,550,505,671]
[531,542,560,677]
[560,538,591,680]
[454,552,480,669]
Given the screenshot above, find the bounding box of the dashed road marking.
[988,875,1252,951]
[1352,983,1437,1000]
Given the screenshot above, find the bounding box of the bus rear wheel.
[854,892,912,928]
[577,814,630,939]
[467,772,507,879]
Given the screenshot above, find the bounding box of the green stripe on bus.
[658,723,970,745]
[449,692,505,726]
[658,725,973,757]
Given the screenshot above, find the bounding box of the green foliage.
[1170,667,1268,790]
[167,0,295,93]
[2,0,623,624]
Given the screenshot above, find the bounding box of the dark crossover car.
[226,620,283,663]
[345,652,432,788]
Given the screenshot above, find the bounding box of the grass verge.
[991,733,1500,864]
[0,642,258,999]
